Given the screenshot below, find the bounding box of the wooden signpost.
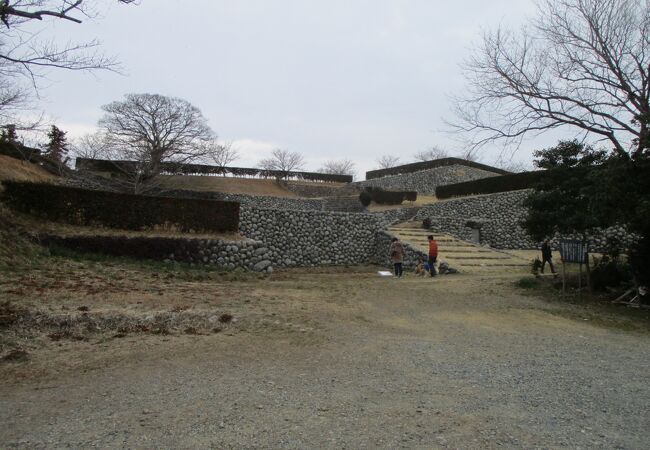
[559,239,588,295]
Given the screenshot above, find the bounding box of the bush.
[359,191,372,207]
[2,181,239,233]
[530,257,543,276]
[363,187,417,205]
[436,171,548,199]
[590,256,633,291]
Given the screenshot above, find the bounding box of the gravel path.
[1,273,649,449]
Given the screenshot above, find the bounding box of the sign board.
[559,239,588,263]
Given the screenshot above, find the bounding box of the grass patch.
[514,276,541,290]
[514,274,650,333]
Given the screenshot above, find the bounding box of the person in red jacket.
[427,235,438,277]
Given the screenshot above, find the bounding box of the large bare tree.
[450,0,650,159]
[98,93,216,192]
[0,1,135,126]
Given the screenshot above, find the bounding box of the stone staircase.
[388,222,531,273]
[322,184,365,212]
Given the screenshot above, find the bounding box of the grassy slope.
[0,156,56,270]
[0,155,56,183]
[155,175,301,197]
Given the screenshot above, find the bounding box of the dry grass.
[0,155,56,183]
[0,205,42,271]
[156,175,301,197]
[2,255,649,384]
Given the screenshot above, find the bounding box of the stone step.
[450,263,529,268]
[439,255,515,261]
[386,228,531,273]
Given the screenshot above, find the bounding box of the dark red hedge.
[41,234,202,261]
[75,157,353,183]
[362,187,418,205]
[435,170,547,199]
[2,181,239,233]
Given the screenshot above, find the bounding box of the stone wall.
[415,190,533,249]
[208,192,324,211]
[373,231,428,270]
[370,207,421,229]
[415,190,637,251]
[239,207,382,267]
[355,165,501,195]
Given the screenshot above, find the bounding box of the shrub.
[359,191,372,207]
[362,187,417,205]
[530,257,543,276]
[2,181,239,233]
[590,255,632,291]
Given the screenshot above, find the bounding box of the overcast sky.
[32,0,566,179]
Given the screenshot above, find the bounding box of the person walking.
[541,239,556,274]
[427,235,438,277]
[389,237,405,278]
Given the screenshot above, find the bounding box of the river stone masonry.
[415,190,637,251]
[165,238,277,272]
[374,231,428,269]
[355,164,501,195]
[239,207,382,267]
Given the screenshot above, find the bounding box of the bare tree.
[259,148,305,178]
[0,1,136,124]
[70,130,112,160]
[203,140,238,174]
[375,155,401,169]
[491,157,530,173]
[450,0,650,159]
[98,93,216,192]
[413,145,449,161]
[319,158,356,178]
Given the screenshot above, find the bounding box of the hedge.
[75,158,353,183]
[0,141,42,161]
[365,157,510,180]
[1,181,240,233]
[362,187,418,205]
[41,234,202,261]
[435,170,548,199]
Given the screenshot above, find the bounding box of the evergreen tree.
[0,124,18,143]
[44,125,68,162]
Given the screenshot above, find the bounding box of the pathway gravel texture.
[1,270,649,449]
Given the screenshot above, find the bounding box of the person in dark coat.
[389,237,405,278]
[427,235,438,277]
[541,239,556,274]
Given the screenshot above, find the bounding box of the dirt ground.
[1,258,649,449]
